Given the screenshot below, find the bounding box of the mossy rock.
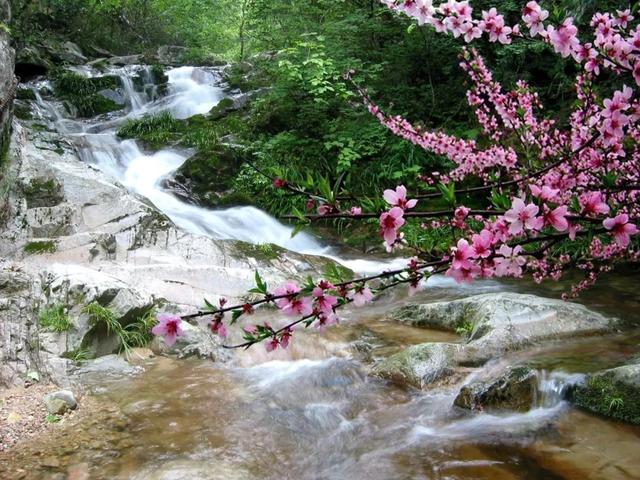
[52,71,123,118]
[208,97,235,121]
[169,145,248,205]
[24,240,57,255]
[16,88,37,101]
[231,241,285,262]
[454,367,538,412]
[568,364,640,425]
[21,177,64,208]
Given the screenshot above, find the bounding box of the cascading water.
[32,64,406,274]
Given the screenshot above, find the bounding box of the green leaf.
[231,310,243,324]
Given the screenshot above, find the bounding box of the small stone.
[7,411,22,423]
[44,390,77,415]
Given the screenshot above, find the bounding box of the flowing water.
[12,66,640,479]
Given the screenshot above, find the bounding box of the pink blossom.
[383,185,418,209]
[522,1,548,37]
[451,238,476,269]
[210,319,227,338]
[379,207,406,246]
[544,205,570,232]
[348,286,374,307]
[529,184,559,201]
[266,337,280,353]
[445,262,481,284]
[317,204,332,216]
[152,314,184,347]
[281,296,313,317]
[313,287,338,315]
[603,214,638,247]
[316,313,339,330]
[547,18,580,59]
[273,281,301,309]
[350,206,362,216]
[504,198,543,235]
[493,245,527,277]
[580,192,610,216]
[471,229,493,258]
[280,329,293,349]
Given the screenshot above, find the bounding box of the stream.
[12,65,640,479]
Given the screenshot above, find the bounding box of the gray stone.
[57,42,87,65]
[371,342,460,389]
[156,45,188,65]
[44,389,77,414]
[454,366,538,412]
[391,293,616,364]
[107,55,144,66]
[70,354,143,385]
[151,321,232,362]
[98,89,125,105]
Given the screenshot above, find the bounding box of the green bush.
[39,304,72,332]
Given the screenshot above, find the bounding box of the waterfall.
[30,64,405,275]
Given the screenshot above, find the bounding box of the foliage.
[82,302,156,353]
[39,304,72,332]
[45,414,60,424]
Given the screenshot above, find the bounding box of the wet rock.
[107,55,144,66]
[392,293,616,364]
[98,89,126,106]
[568,362,640,425]
[156,45,188,65]
[151,322,231,361]
[43,390,77,414]
[71,354,143,385]
[56,42,87,65]
[454,367,538,412]
[371,342,460,389]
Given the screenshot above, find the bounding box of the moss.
[232,241,284,262]
[52,71,123,117]
[22,177,64,208]
[24,240,57,254]
[16,88,37,101]
[208,97,235,120]
[14,104,33,120]
[570,369,640,424]
[0,121,10,169]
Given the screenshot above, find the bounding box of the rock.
[568,362,640,425]
[454,366,538,412]
[124,347,155,365]
[371,342,460,389]
[156,45,188,65]
[7,411,22,423]
[392,293,616,364]
[71,354,143,385]
[43,390,77,414]
[56,42,87,65]
[42,456,62,468]
[98,89,126,105]
[151,322,231,362]
[107,55,144,66]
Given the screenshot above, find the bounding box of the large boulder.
[568,362,640,425]
[391,293,617,365]
[371,342,460,389]
[454,366,538,412]
[377,293,618,390]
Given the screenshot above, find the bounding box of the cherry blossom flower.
[451,238,476,269]
[580,192,610,216]
[273,281,301,309]
[152,314,184,347]
[471,229,493,258]
[379,207,406,246]
[445,262,481,284]
[350,206,362,216]
[383,185,418,209]
[522,1,549,37]
[543,205,569,232]
[547,18,580,58]
[493,245,527,277]
[266,337,280,353]
[503,198,543,235]
[313,287,338,315]
[603,214,639,247]
[348,286,374,306]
